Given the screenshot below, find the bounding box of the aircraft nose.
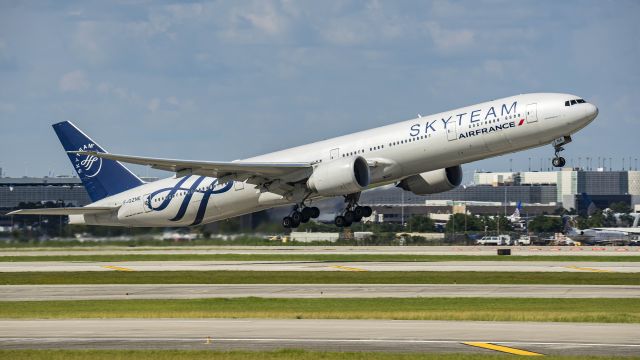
[584,103,598,122]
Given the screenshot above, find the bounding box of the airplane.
[508,201,528,230]
[509,201,523,223]
[564,224,640,245]
[9,93,599,229]
[563,212,640,245]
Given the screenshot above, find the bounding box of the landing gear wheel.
[301,207,314,219]
[354,206,366,218]
[334,216,346,227]
[291,211,303,224]
[300,212,311,223]
[282,216,293,228]
[362,206,373,217]
[344,210,355,224]
[552,157,566,167]
[309,207,320,218]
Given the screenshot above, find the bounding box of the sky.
[1,0,639,182]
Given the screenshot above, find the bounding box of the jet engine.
[397,165,463,195]
[307,156,370,196]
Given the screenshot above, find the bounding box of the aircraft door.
[142,194,153,213]
[526,103,538,123]
[446,120,457,141]
[330,148,340,160]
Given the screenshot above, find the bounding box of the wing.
[70,151,314,194]
[8,207,118,216]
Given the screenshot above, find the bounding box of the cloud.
[59,70,90,92]
[148,98,160,112]
[219,1,291,43]
[0,102,16,113]
[73,21,105,63]
[424,21,475,53]
[0,1,637,178]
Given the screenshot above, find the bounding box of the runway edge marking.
[463,342,544,356]
[564,265,612,273]
[330,265,368,272]
[102,265,135,272]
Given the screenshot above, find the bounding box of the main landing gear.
[282,204,320,229]
[552,135,571,168]
[334,194,373,228]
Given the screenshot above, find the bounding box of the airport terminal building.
[359,168,640,223]
[1,168,639,226]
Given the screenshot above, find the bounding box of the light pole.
[463,185,467,235]
[401,191,405,227]
[504,184,508,218]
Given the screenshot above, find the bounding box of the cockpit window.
[566,98,586,106]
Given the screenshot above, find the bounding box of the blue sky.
[1,0,638,181]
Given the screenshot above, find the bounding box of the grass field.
[1,270,639,285]
[0,349,637,360]
[2,297,638,323]
[1,254,639,262]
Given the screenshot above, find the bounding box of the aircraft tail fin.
[562,215,580,235]
[581,192,598,216]
[509,201,522,221]
[52,121,144,202]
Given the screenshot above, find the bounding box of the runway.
[1,260,638,272]
[1,319,638,355]
[3,284,638,301]
[2,245,639,256]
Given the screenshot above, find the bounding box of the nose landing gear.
[552,135,571,168]
[552,156,566,168]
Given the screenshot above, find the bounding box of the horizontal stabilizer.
[8,207,118,216]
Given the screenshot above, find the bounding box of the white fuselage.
[73,93,598,227]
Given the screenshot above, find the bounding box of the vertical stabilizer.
[52,121,144,202]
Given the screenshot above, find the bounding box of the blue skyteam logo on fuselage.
[146,175,233,226]
[409,101,518,137]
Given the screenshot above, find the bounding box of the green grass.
[1,270,639,285]
[1,297,639,323]
[1,254,639,262]
[2,350,637,360]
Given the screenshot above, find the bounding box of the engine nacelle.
[307,156,370,196]
[398,165,463,195]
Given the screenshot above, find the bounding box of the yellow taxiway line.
[102,265,135,272]
[330,265,368,272]
[464,342,543,356]
[565,265,612,273]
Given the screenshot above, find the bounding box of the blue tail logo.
[74,143,102,178]
[53,121,144,202]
